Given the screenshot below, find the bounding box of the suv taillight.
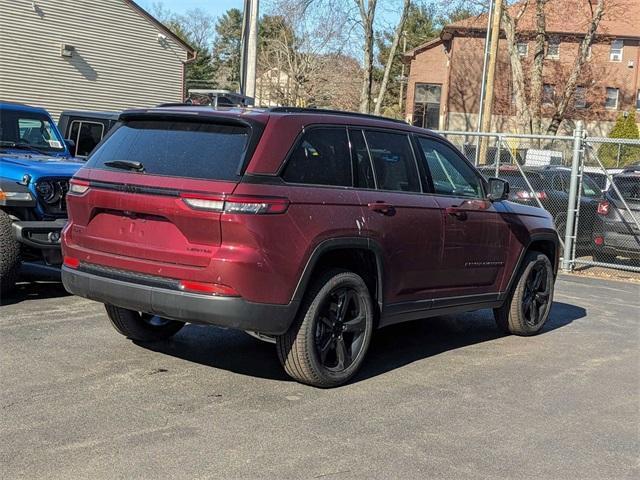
[181,193,289,215]
[68,179,90,195]
[597,200,610,216]
[514,190,546,200]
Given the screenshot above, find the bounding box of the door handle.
[368,202,395,216]
[445,206,468,220]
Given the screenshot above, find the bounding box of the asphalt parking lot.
[1,273,638,479]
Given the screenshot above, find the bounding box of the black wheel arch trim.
[504,232,560,298]
[290,237,385,313]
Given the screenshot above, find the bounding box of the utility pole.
[240,0,259,100]
[479,0,504,165]
[398,31,407,110]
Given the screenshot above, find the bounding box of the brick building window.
[517,42,528,57]
[610,40,624,62]
[412,83,442,130]
[547,37,560,59]
[636,90,640,110]
[605,87,619,109]
[575,86,587,109]
[543,84,555,105]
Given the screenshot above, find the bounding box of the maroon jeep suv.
[62,107,559,387]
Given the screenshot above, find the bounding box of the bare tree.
[373,0,411,115]
[355,0,378,113]
[501,0,607,134]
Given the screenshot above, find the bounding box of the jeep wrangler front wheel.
[276,269,374,388]
[0,210,21,296]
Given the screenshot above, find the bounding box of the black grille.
[34,177,69,217]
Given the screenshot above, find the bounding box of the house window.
[543,84,555,105]
[575,86,587,109]
[412,83,442,130]
[610,39,624,62]
[636,90,640,110]
[517,42,528,57]
[547,37,560,59]
[605,87,619,109]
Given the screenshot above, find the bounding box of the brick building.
[405,0,640,136]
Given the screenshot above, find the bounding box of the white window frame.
[605,87,619,110]
[610,39,624,62]
[546,37,560,59]
[575,86,587,109]
[517,42,529,57]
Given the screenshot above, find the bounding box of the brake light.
[63,256,80,268]
[180,193,289,215]
[594,236,604,246]
[69,179,90,195]
[514,190,546,200]
[597,201,610,216]
[178,280,239,296]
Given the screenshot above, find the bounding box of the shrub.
[598,112,640,168]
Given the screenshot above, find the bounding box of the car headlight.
[35,180,63,204]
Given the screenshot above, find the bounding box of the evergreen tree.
[598,112,640,168]
[211,9,243,91]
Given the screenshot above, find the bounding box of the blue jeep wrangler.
[0,102,82,294]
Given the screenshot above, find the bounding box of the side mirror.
[487,177,510,201]
[64,139,76,154]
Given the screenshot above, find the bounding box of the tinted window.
[418,137,482,198]
[282,128,352,186]
[349,129,375,189]
[611,177,640,201]
[70,121,105,157]
[364,131,420,192]
[87,120,249,180]
[498,173,545,191]
[582,175,602,198]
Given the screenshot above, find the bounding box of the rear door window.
[282,127,352,186]
[86,120,250,180]
[364,130,420,193]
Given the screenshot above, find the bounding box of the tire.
[494,251,554,336]
[0,210,21,296]
[276,269,374,388]
[105,304,185,342]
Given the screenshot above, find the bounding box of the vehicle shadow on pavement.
[356,301,586,383]
[139,301,586,385]
[0,280,70,306]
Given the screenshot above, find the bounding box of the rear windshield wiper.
[104,160,145,172]
[0,141,52,156]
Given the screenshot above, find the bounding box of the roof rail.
[267,107,408,125]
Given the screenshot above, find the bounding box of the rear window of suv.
[86,120,250,180]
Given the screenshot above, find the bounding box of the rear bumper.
[61,266,298,335]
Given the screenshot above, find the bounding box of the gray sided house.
[0,0,195,120]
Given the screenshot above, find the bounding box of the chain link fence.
[436,127,640,280]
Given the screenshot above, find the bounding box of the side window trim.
[415,134,487,199]
[347,127,378,190]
